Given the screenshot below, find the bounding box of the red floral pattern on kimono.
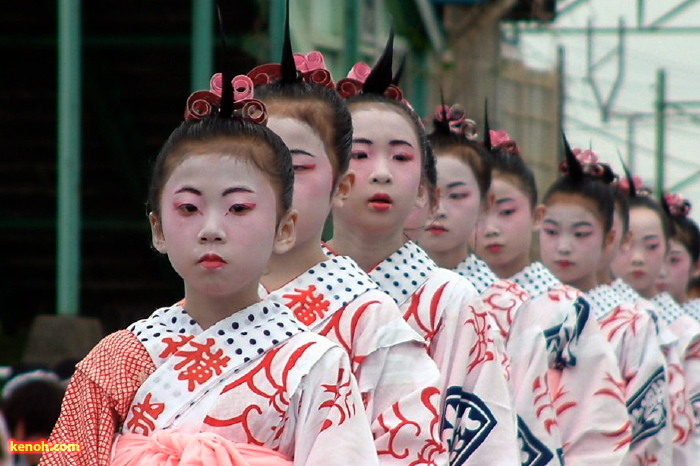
[324,242,520,466]
[262,255,446,465]
[43,301,379,466]
[511,263,630,466]
[455,255,564,466]
[587,284,671,465]
[613,279,700,465]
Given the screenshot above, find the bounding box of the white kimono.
[509,263,630,466]
[455,255,564,466]
[324,242,521,465]
[120,301,379,465]
[613,279,700,465]
[261,255,447,465]
[586,284,670,464]
[651,293,700,429]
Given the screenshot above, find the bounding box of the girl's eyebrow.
[446,181,467,189]
[496,197,514,204]
[543,219,559,226]
[175,186,201,195]
[389,139,413,148]
[642,234,661,241]
[353,138,372,145]
[291,149,315,157]
[223,186,254,196]
[572,221,593,228]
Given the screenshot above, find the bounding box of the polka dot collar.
[510,262,561,299]
[683,299,700,322]
[264,256,378,330]
[585,284,625,320]
[453,254,498,294]
[651,292,684,326]
[367,241,435,307]
[610,278,641,304]
[129,301,306,371]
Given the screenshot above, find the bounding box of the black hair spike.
[661,192,672,218]
[363,25,394,95]
[392,53,406,86]
[280,0,298,83]
[433,87,451,136]
[483,99,492,151]
[562,131,584,181]
[216,3,233,118]
[618,152,637,198]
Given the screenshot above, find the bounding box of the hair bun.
[184,74,268,125]
[433,104,478,139]
[490,129,520,156]
[665,192,692,218]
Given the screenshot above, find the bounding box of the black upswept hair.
[542,134,616,233]
[428,102,491,199]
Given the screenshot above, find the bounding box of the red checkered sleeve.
[40,330,155,466]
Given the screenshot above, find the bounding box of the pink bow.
[572,148,599,165]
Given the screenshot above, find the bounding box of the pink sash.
[112,431,293,466]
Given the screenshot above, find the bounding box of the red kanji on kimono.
[126,392,165,436]
[168,337,231,392]
[283,284,330,326]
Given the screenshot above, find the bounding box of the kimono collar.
[585,284,625,320]
[682,298,700,320]
[129,301,305,370]
[610,278,641,304]
[510,262,561,299]
[366,241,435,307]
[264,256,378,329]
[453,254,497,294]
[651,292,685,326]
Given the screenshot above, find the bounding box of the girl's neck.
[490,251,532,279]
[563,273,597,293]
[262,233,329,292]
[183,284,260,330]
[638,285,658,300]
[327,224,404,272]
[596,265,614,286]
[427,243,470,270]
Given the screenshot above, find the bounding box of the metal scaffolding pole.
[655,69,666,196]
[191,0,214,92]
[269,0,286,62]
[56,0,82,316]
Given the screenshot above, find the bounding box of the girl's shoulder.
[76,329,154,395]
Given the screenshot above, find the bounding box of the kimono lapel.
[652,292,685,327]
[510,262,561,299]
[683,298,700,322]
[366,241,435,308]
[123,302,305,435]
[264,256,377,330]
[453,254,497,294]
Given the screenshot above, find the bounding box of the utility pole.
[655,69,666,196]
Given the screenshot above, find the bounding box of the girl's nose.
[199,213,225,243]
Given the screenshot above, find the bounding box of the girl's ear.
[149,213,167,254]
[273,209,298,255]
[482,191,496,212]
[332,170,355,208]
[414,182,430,210]
[619,230,633,252]
[533,204,547,231]
[691,259,700,279]
[603,228,616,252]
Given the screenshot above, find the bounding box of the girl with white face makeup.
[472,132,630,465]
[416,105,565,464]
[251,23,446,464]
[326,45,521,465]
[610,178,700,464]
[42,64,378,465]
[539,145,670,464]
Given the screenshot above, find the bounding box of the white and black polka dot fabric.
[683,299,700,323]
[365,241,436,307]
[651,292,685,327]
[586,284,625,320]
[510,262,561,299]
[453,254,498,295]
[264,256,379,330]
